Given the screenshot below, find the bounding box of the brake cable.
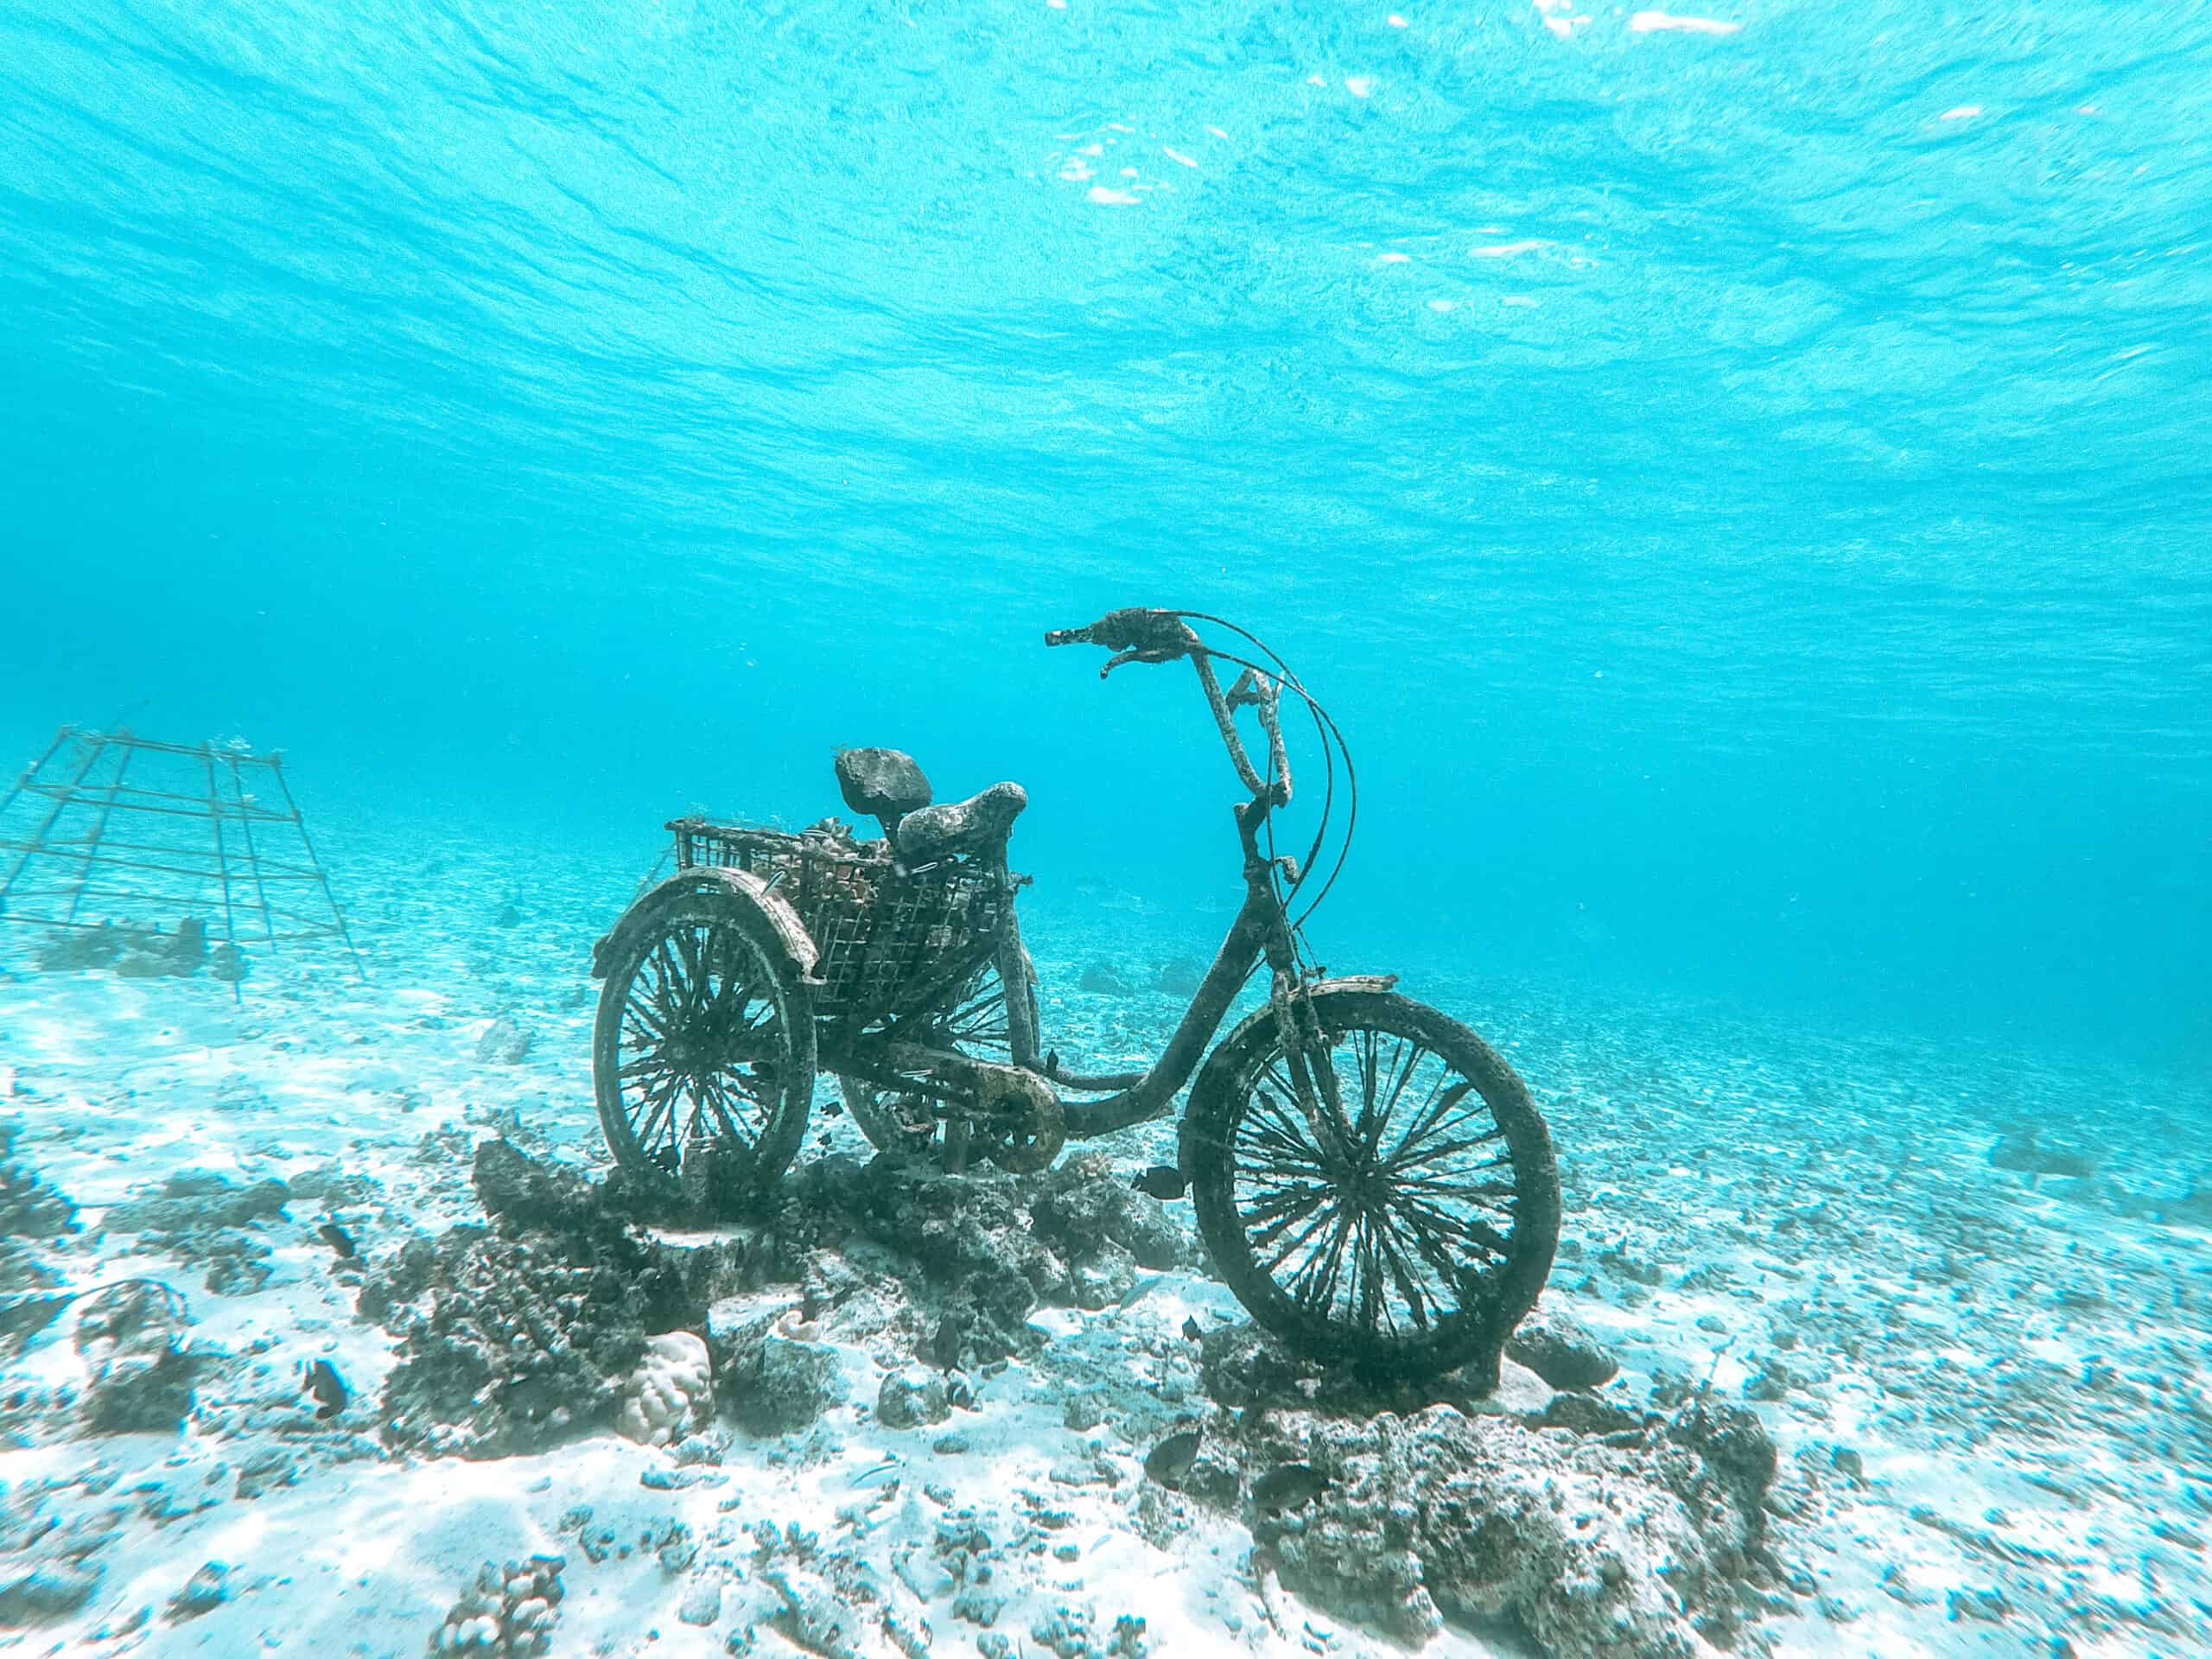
[1167,619,1335,894]
[1169,615,1360,931]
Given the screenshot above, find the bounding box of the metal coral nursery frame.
[0,727,366,995]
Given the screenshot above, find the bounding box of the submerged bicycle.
[590,608,1560,1381]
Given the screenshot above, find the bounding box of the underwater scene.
[2,3,2209,1656]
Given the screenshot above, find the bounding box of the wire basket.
[670,817,1012,1027]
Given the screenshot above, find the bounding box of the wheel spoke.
[1350,1027,1382,1147]
[1386,1128,1509,1179]
[1289,1206,1357,1313]
[1242,1088,1324,1162]
[1256,1192,1347,1277]
[1370,1213,1439,1331]
[1238,1178,1334,1236]
[650,943,685,1027]
[623,991,669,1039]
[1395,1192,1514,1262]
[632,1069,685,1154]
[701,1073,760,1146]
[1351,1032,1428,1158]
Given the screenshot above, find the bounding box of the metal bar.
[3,834,224,861]
[1,892,219,906]
[200,745,241,1005]
[0,839,327,877]
[266,759,365,982]
[7,792,292,825]
[13,780,295,819]
[59,739,138,927]
[4,856,237,884]
[0,732,105,915]
[224,754,277,954]
[0,913,341,945]
[0,727,70,824]
[56,731,285,765]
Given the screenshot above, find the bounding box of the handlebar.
[1044,607,1201,674]
[1046,607,1291,812]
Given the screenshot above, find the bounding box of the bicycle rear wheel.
[592,882,816,1192]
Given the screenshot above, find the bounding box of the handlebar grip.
[1044,608,1198,660]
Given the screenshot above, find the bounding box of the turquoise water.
[3,1,2208,1064]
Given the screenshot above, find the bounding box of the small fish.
[1251,1462,1332,1514]
[1180,1316,1204,1343]
[1117,1274,1165,1310]
[316,1221,357,1261]
[1143,1429,1202,1491]
[1129,1165,1186,1201]
[302,1358,347,1420]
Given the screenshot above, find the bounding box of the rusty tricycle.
[590,608,1559,1380]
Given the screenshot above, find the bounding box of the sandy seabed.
[2,816,2207,1659]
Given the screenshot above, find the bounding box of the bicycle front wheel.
[1185,988,1559,1381]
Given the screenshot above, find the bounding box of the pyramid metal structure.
[0,727,365,991]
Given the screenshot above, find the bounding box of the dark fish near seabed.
[1129,1165,1186,1200]
[1180,1316,1204,1342]
[1143,1429,1203,1491]
[302,1358,347,1419]
[316,1221,357,1260]
[1251,1462,1332,1513]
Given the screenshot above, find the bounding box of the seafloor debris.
[1504,1302,1624,1390]
[875,1370,950,1429]
[35,918,209,979]
[0,1123,76,1248]
[364,1141,749,1459]
[1228,1399,1783,1657]
[424,1554,565,1656]
[475,1014,534,1065]
[163,1560,232,1624]
[75,1280,198,1435]
[105,1168,291,1296]
[614,1332,714,1446]
[1076,963,1134,996]
[0,1483,122,1628]
[0,1124,77,1300]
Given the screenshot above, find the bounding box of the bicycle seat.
[896,781,1027,863]
[835,747,932,833]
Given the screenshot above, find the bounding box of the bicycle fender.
[589,867,821,983]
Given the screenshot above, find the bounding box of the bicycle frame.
[1032,645,1339,1141]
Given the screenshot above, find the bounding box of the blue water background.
[1,3,2207,1068]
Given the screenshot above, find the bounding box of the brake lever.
[1100,643,1192,677]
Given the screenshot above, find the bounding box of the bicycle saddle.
[835,747,932,835]
[896,781,1027,864]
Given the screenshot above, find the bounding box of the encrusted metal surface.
[669,817,1012,1028]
